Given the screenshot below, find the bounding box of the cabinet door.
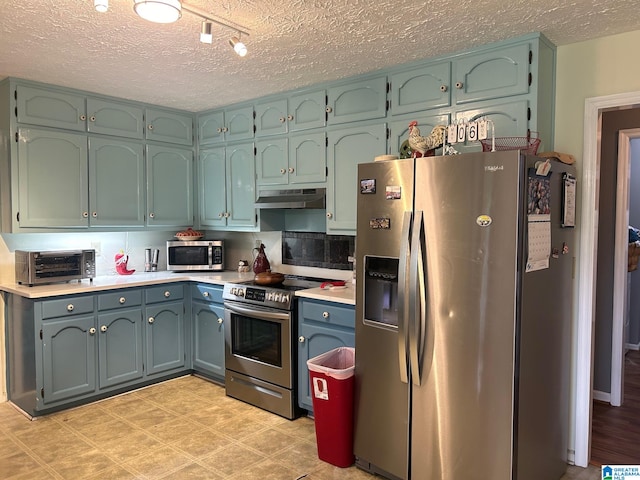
[41,315,96,404]
[146,144,193,227]
[17,128,88,228]
[86,98,144,139]
[391,62,451,115]
[98,308,144,389]
[198,111,226,145]
[255,99,288,137]
[89,137,145,227]
[327,76,387,125]
[224,105,254,142]
[454,99,529,153]
[199,147,228,227]
[297,322,354,412]
[289,89,326,132]
[192,301,225,378]
[226,142,256,228]
[145,108,193,146]
[145,302,185,376]
[256,138,288,187]
[326,124,387,234]
[289,132,326,185]
[389,114,450,158]
[16,85,86,131]
[452,43,530,105]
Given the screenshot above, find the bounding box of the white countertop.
[0,271,356,305]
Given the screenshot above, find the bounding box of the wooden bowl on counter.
[254,270,285,285]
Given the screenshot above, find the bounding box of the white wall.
[554,29,640,456]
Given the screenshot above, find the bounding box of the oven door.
[224,300,293,389]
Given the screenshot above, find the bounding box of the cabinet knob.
[287,114,293,121]
[82,212,89,218]
[224,212,231,218]
[80,114,87,121]
[100,325,108,333]
[325,106,333,113]
[164,291,171,298]
[222,127,229,133]
[322,311,330,319]
[298,336,306,343]
[89,327,96,335]
[288,167,294,174]
[455,81,463,89]
[89,116,96,122]
[149,212,155,219]
[67,304,74,312]
[119,297,126,304]
[148,124,154,130]
[203,291,210,297]
[148,316,155,324]
[279,117,286,123]
[326,212,333,219]
[217,127,223,133]
[440,85,448,92]
[217,317,223,325]
[92,212,97,218]
[218,212,224,218]
[280,168,286,174]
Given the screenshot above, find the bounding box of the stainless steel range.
[223,277,321,419]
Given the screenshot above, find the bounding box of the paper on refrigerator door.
[526,219,551,272]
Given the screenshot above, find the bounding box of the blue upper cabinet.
[255,90,326,136]
[16,84,86,131]
[326,76,388,125]
[145,108,193,146]
[198,105,254,145]
[255,99,288,137]
[197,110,226,145]
[452,43,531,105]
[390,62,451,115]
[86,98,144,139]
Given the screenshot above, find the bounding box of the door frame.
[575,91,640,467]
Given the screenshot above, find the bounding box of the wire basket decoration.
[480,131,541,155]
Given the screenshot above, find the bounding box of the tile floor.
[0,375,601,479]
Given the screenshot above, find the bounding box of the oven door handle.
[223,301,291,322]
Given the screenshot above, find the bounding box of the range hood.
[255,188,326,209]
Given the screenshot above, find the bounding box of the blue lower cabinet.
[98,308,144,389]
[192,301,225,379]
[145,301,186,376]
[297,299,355,413]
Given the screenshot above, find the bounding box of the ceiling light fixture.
[128,0,250,56]
[94,0,109,13]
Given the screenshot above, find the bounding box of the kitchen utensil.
[145,248,152,272]
[151,249,159,272]
[252,243,271,274]
[254,270,284,285]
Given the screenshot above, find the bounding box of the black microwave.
[166,240,224,271]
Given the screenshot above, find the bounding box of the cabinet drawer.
[98,289,142,310]
[41,296,94,319]
[145,284,184,304]
[191,284,224,304]
[300,300,354,329]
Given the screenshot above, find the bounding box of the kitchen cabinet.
[144,284,187,376]
[146,144,194,228]
[255,132,326,187]
[191,284,225,380]
[199,142,256,230]
[297,299,355,413]
[145,108,193,146]
[16,84,86,131]
[86,97,144,139]
[197,105,254,145]
[326,76,388,125]
[17,127,88,228]
[326,123,387,234]
[390,62,451,116]
[255,89,326,136]
[96,290,144,389]
[89,137,145,227]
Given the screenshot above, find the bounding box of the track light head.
[200,21,213,44]
[229,36,248,57]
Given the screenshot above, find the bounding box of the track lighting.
[229,36,247,57]
[94,0,108,12]
[200,21,213,44]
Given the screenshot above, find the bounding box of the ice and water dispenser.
[363,256,399,328]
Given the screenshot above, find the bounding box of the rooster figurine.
[408,121,446,157]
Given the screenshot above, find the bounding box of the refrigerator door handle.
[409,210,427,386]
[397,210,412,384]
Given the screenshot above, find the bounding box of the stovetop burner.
[222,275,324,310]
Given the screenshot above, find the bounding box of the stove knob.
[238,289,245,297]
[282,294,290,303]
[274,293,281,302]
[266,292,274,301]
[230,287,236,295]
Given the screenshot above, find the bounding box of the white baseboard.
[626,342,640,351]
[592,390,611,403]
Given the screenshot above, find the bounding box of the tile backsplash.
[282,232,354,270]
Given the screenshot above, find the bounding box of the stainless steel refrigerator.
[353,151,574,480]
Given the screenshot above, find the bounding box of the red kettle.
[252,243,271,274]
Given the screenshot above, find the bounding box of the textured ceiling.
[0,0,639,111]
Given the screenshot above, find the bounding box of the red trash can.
[306,347,356,468]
